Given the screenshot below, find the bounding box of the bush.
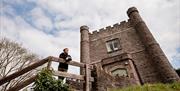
[33,68,70,91]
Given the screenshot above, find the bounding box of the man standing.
[58,48,72,80]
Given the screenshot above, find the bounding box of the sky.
[0,0,180,74]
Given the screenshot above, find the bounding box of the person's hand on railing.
[66,55,72,62]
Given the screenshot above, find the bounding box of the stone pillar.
[128,59,141,85]
[80,25,90,75]
[127,7,180,83]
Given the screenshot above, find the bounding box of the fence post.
[85,64,90,91]
[47,60,52,70]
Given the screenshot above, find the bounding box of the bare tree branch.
[0,37,40,91]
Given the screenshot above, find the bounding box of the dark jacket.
[58,52,72,69]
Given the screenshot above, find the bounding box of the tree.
[0,37,39,91]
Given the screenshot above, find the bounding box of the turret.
[127,7,180,83]
[80,25,90,75]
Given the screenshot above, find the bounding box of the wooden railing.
[0,56,94,91]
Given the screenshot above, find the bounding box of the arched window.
[111,68,128,77]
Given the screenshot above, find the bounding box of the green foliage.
[111,82,180,91]
[33,68,70,91]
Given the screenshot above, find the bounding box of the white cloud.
[0,13,80,74]
[138,0,180,64]
[1,12,79,56]
[1,0,180,74]
[26,7,53,32]
[34,0,180,65]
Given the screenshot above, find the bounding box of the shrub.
[33,68,70,91]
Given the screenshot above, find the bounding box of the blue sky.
[0,0,180,74]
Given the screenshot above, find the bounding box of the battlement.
[90,19,132,35]
[89,19,133,41]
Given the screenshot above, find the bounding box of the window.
[106,39,120,52]
[111,68,128,77]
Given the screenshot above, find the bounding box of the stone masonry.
[79,7,180,91]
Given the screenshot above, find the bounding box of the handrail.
[0,57,49,86]
[52,70,94,82]
[49,56,85,67]
[0,56,94,91]
[6,75,38,91]
[49,56,94,69]
[0,56,85,86]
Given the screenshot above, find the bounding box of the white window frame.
[106,39,120,52]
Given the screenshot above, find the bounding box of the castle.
[78,7,180,90]
[0,7,179,91]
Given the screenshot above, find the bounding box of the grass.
[111,82,180,91]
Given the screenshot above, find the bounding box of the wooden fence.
[0,56,94,91]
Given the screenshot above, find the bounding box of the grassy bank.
[111,82,180,91]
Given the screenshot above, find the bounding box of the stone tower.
[80,7,180,90]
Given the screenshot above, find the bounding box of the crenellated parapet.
[90,19,133,40]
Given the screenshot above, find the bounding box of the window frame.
[105,38,121,53]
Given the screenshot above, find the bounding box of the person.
[58,48,72,80]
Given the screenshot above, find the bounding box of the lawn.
[111,82,180,91]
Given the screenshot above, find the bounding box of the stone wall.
[88,7,179,86]
[78,6,180,91]
[91,64,138,91]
